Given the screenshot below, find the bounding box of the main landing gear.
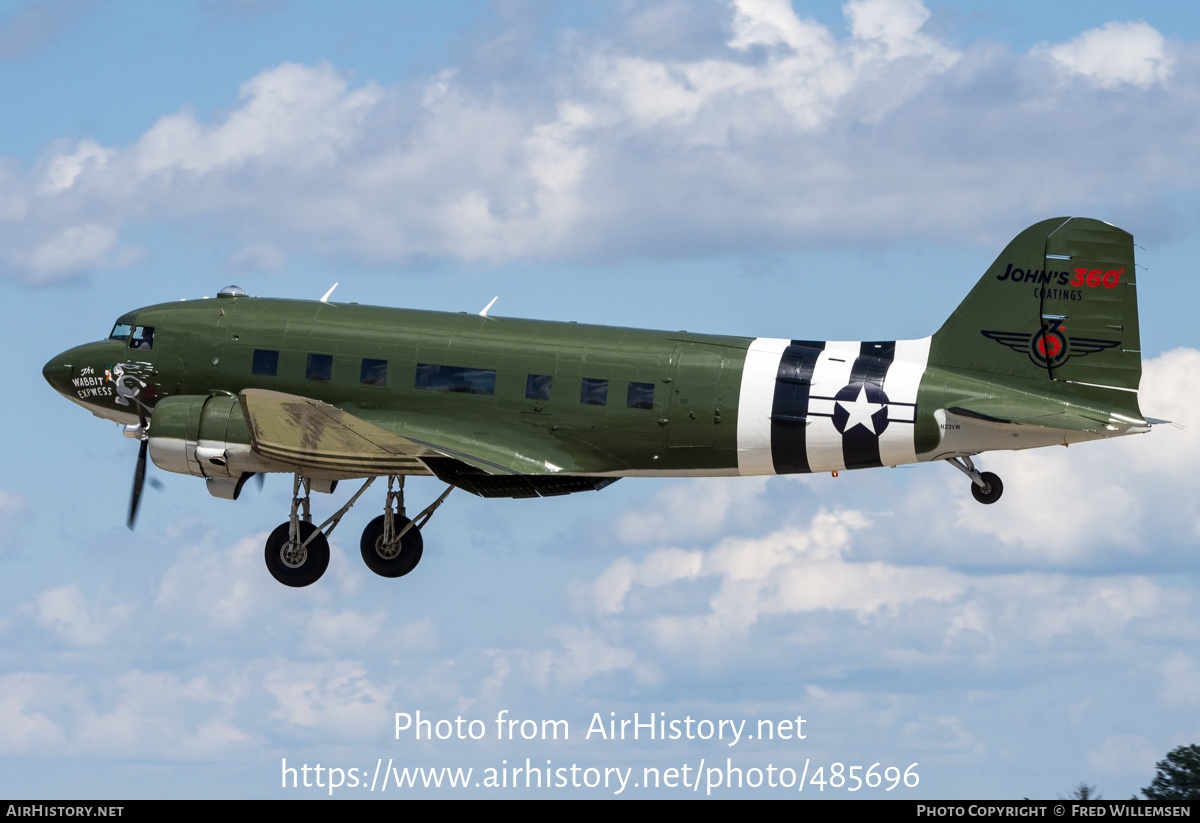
[945,456,1003,505]
[264,474,453,588]
[360,476,452,578]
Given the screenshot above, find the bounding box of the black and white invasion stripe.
[736,337,931,475]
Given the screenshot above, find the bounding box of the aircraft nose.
[43,351,74,394]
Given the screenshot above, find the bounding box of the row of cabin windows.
[253,349,386,385]
[250,349,655,408]
[528,374,654,409]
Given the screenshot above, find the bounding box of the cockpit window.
[109,323,132,341]
[129,326,155,350]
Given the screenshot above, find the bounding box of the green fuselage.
[44,294,753,477]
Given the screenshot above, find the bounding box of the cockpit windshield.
[129,326,155,350]
[109,323,154,349]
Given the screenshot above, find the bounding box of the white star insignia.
[837,385,887,434]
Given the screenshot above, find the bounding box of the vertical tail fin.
[931,217,1141,391]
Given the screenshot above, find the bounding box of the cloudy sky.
[3,0,1200,799]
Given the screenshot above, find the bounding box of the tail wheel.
[360,514,424,578]
[970,471,1003,504]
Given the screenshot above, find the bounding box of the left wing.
[238,389,621,497]
[239,389,440,474]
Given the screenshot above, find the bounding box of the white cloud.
[0,529,453,757]
[228,241,286,271]
[613,476,768,545]
[0,668,252,758]
[0,674,71,753]
[0,489,25,516]
[526,344,1200,703]
[1117,347,1200,476]
[525,627,639,688]
[585,548,704,616]
[262,660,392,735]
[953,449,1144,559]
[901,714,981,753]
[1045,21,1173,89]
[1088,734,1160,779]
[40,138,112,194]
[135,63,382,177]
[931,348,1200,562]
[1160,653,1200,708]
[2,2,1192,282]
[22,224,120,281]
[0,0,95,62]
[571,506,1194,680]
[35,583,127,648]
[729,0,821,52]
[5,353,1200,796]
[596,507,970,640]
[155,533,277,629]
[844,0,955,64]
[72,670,250,756]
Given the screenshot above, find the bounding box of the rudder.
[931,217,1141,391]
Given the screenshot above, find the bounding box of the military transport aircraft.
[43,217,1152,587]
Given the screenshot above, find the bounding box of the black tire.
[360,514,424,578]
[264,520,330,587]
[970,471,1003,504]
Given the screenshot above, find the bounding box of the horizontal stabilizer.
[949,400,1138,432]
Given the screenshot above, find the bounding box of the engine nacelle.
[148,394,282,498]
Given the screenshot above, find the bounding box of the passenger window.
[306,353,333,381]
[252,349,279,377]
[580,378,608,406]
[627,382,655,409]
[415,364,496,395]
[526,374,552,401]
[361,358,387,387]
[129,326,155,350]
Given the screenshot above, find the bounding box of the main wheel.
[265,520,330,587]
[360,514,424,578]
[970,471,1003,504]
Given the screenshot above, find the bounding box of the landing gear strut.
[359,476,453,579]
[264,474,376,587]
[261,473,454,586]
[946,456,1003,505]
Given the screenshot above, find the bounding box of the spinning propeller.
[126,407,262,529]
[127,408,149,530]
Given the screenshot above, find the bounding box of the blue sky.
[4,0,1200,799]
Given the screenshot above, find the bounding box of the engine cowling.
[147,394,281,498]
